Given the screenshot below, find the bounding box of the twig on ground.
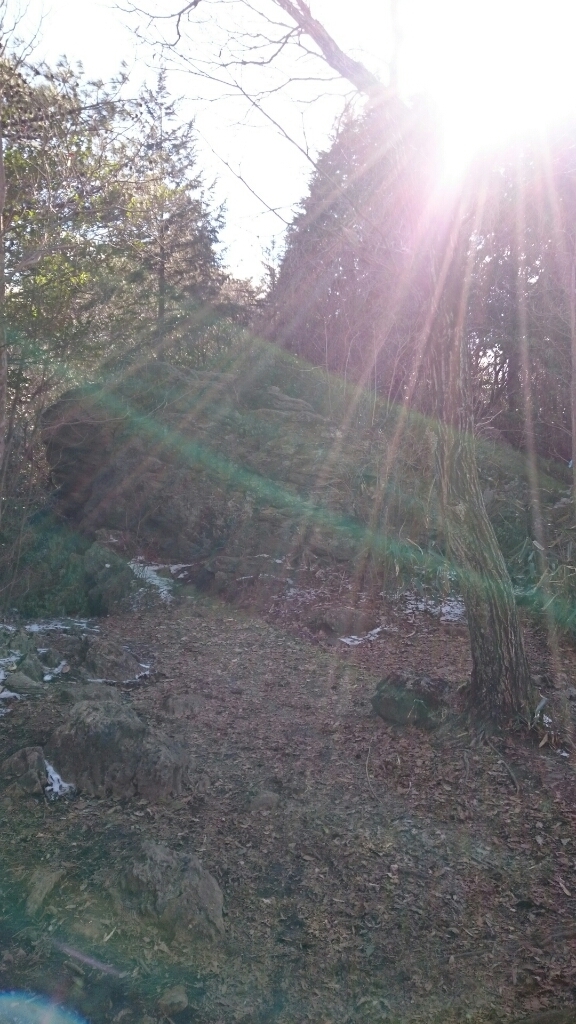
[365,741,378,800]
[486,739,520,794]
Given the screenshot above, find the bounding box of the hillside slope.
[38,345,573,626]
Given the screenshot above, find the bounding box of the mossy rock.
[18,653,45,682]
[371,680,440,729]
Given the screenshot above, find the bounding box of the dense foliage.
[266,101,576,464]
[0,54,254,605]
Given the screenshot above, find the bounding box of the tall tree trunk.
[505,333,521,415]
[158,211,166,345]
[431,218,532,727]
[0,108,7,484]
[570,256,576,501]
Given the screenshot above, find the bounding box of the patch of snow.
[0,686,20,712]
[44,761,75,800]
[0,657,17,674]
[0,624,16,632]
[340,633,372,647]
[340,625,397,647]
[43,661,68,682]
[129,560,174,603]
[25,619,97,633]
[404,594,467,624]
[543,714,553,727]
[558,749,570,758]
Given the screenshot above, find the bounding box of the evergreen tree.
[110,72,229,360]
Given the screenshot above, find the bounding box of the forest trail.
[1,582,576,1024]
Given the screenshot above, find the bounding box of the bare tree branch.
[194,125,292,223]
[273,0,385,98]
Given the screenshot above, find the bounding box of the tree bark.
[158,211,166,344]
[430,216,532,727]
[570,256,576,500]
[0,104,8,486]
[434,374,533,725]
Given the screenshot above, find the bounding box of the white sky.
[14,0,576,281]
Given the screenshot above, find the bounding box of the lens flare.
[0,994,87,1024]
[402,0,576,174]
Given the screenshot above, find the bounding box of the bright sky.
[15,0,576,280]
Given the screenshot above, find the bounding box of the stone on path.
[157,985,188,1014]
[26,866,66,914]
[125,841,223,941]
[84,637,142,682]
[47,700,191,801]
[1,746,47,797]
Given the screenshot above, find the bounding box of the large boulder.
[4,671,46,695]
[124,841,224,941]
[83,636,143,682]
[1,746,47,797]
[53,680,123,705]
[46,700,191,801]
[40,361,334,570]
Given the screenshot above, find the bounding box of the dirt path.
[1,591,576,1024]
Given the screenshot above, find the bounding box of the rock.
[55,681,123,705]
[371,679,440,729]
[308,606,379,636]
[4,671,46,694]
[47,700,191,801]
[250,790,280,811]
[135,734,189,802]
[157,985,188,1015]
[18,653,45,682]
[125,841,223,941]
[9,630,35,657]
[26,866,65,915]
[84,637,142,682]
[1,746,46,776]
[1,747,47,797]
[38,646,64,668]
[39,363,344,577]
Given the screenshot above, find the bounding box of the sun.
[401,0,576,175]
